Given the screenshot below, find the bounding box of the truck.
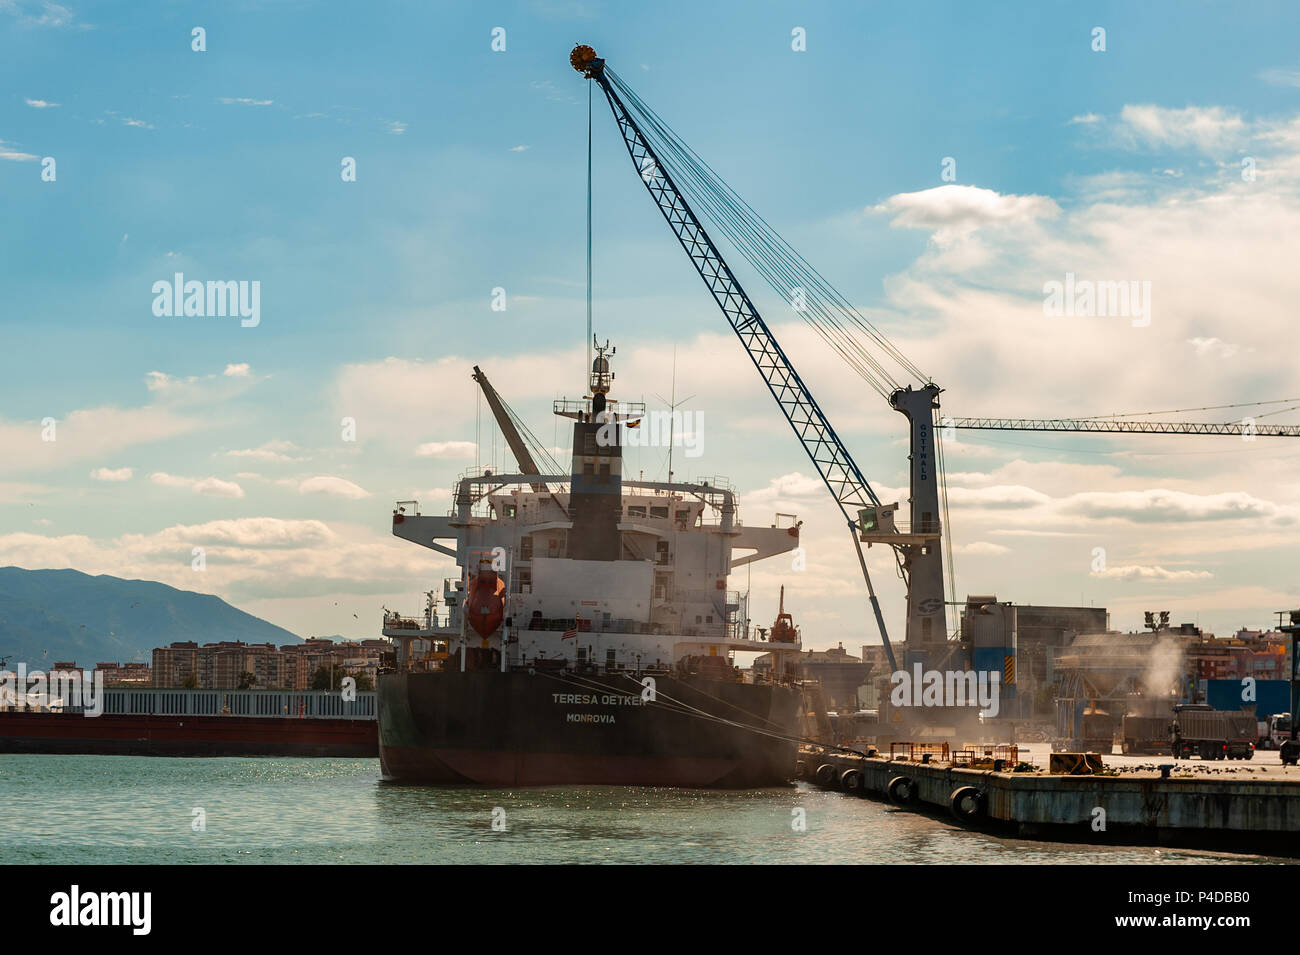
[1170,704,1257,760]
[1120,714,1172,755]
[1261,712,1292,751]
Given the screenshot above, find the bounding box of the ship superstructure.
[376,348,805,786]
[384,348,803,678]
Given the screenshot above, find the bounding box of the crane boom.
[576,57,879,518]
[472,365,548,493]
[951,417,1300,437]
[571,45,956,670]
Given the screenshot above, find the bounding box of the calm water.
[0,755,1286,864]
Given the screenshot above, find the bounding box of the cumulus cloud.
[945,485,1052,510]
[223,363,250,377]
[872,184,1060,242]
[150,473,245,498]
[1062,489,1297,525]
[296,476,370,499]
[24,98,59,108]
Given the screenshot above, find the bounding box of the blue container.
[1206,678,1291,717]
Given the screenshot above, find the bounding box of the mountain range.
[0,566,301,668]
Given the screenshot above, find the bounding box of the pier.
[799,744,1300,854]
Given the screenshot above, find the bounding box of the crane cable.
[608,71,903,397]
[604,68,927,400]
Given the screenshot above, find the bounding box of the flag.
[562,628,578,640]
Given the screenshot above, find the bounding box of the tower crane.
[949,414,1300,438]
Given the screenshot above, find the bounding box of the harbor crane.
[571,45,1300,678]
[573,45,949,672]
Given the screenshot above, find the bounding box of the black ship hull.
[378,669,799,787]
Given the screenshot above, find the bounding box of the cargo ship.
[378,347,805,786]
[0,687,378,757]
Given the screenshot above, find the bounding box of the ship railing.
[383,611,448,632]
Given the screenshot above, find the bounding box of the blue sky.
[4,0,1300,648]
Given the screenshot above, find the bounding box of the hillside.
[0,567,301,668]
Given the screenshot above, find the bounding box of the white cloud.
[1186,336,1245,359]
[510,145,530,152]
[0,139,39,162]
[414,440,477,459]
[2,2,78,28]
[1091,564,1214,582]
[1069,113,1101,125]
[90,467,133,482]
[225,440,302,463]
[1259,68,1300,89]
[218,97,272,106]
[223,363,251,377]
[0,404,201,476]
[953,541,1010,556]
[873,184,1060,243]
[1063,489,1298,525]
[24,98,59,108]
[387,120,407,135]
[1115,104,1248,154]
[296,476,371,499]
[150,473,245,498]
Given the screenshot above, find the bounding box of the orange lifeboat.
[466,565,507,638]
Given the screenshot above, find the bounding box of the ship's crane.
[573,45,952,672]
[472,365,547,493]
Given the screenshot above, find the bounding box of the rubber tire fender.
[814,763,837,788]
[887,774,916,805]
[840,768,865,794]
[949,786,986,822]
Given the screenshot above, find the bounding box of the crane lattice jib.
[951,418,1300,437]
[586,63,880,517]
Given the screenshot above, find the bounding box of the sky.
[3,0,1300,649]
